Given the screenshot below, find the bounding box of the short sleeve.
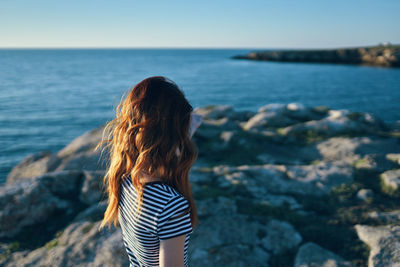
[157,195,193,240]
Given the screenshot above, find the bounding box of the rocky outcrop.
[233,43,400,68]
[0,170,83,239]
[355,224,400,267]
[6,151,60,184]
[1,102,400,266]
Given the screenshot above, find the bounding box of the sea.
[1,48,400,183]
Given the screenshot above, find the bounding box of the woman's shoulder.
[145,181,187,202]
[144,182,190,212]
[122,176,186,202]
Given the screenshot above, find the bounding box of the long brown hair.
[96,76,198,231]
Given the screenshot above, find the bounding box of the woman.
[96,76,202,267]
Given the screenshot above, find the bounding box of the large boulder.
[355,224,400,267]
[6,151,60,184]
[0,170,83,238]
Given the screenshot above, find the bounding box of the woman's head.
[97,76,198,230]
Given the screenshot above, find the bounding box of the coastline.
[1,102,400,266]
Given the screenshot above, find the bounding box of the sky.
[0,0,399,49]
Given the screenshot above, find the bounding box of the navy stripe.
[118,177,193,267]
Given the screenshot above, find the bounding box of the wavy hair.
[96,76,198,231]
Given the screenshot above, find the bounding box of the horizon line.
[0,43,394,50]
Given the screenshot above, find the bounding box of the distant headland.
[233,43,400,68]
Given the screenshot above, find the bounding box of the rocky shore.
[232,44,400,68]
[1,103,400,266]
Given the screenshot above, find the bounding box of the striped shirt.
[118,176,193,267]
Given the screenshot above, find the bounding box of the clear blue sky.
[1,0,399,49]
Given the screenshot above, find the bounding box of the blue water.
[1,49,400,183]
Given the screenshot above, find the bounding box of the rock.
[242,110,295,130]
[380,169,400,194]
[215,161,353,196]
[220,131,235,144]
[315,136,400,171]
[287,102,305,111]
[194,117,240,141]
[367,210,400,224]
[386,153,400,165]
[54,125,108,172]
[79,170,106,205]
[6,151,60,184]
[280,109,386,143]
[316,137,369,164]
[55,152,105,172]
[192,243,270,267]
[190,197,302,266]
[294,242,354,267]
[242,103,321,131]
[249,141,319,165]
[190,197,271,266]
[285,102,323,122]
[258,193,303,210]
[194,105,234,120]
[284,161,354,194]
[260,219,302,254]
[193,104,256,123]
[355,224,400,267]
[0,170,83,238]
[72,201,107,223]
[1,221,128,267]
[356,189,374,201]
[3,128,106,183]
[258,103,286,113]
[353,154,379,170]
[229,110,257,122]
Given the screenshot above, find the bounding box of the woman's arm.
[159,234,186,267]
